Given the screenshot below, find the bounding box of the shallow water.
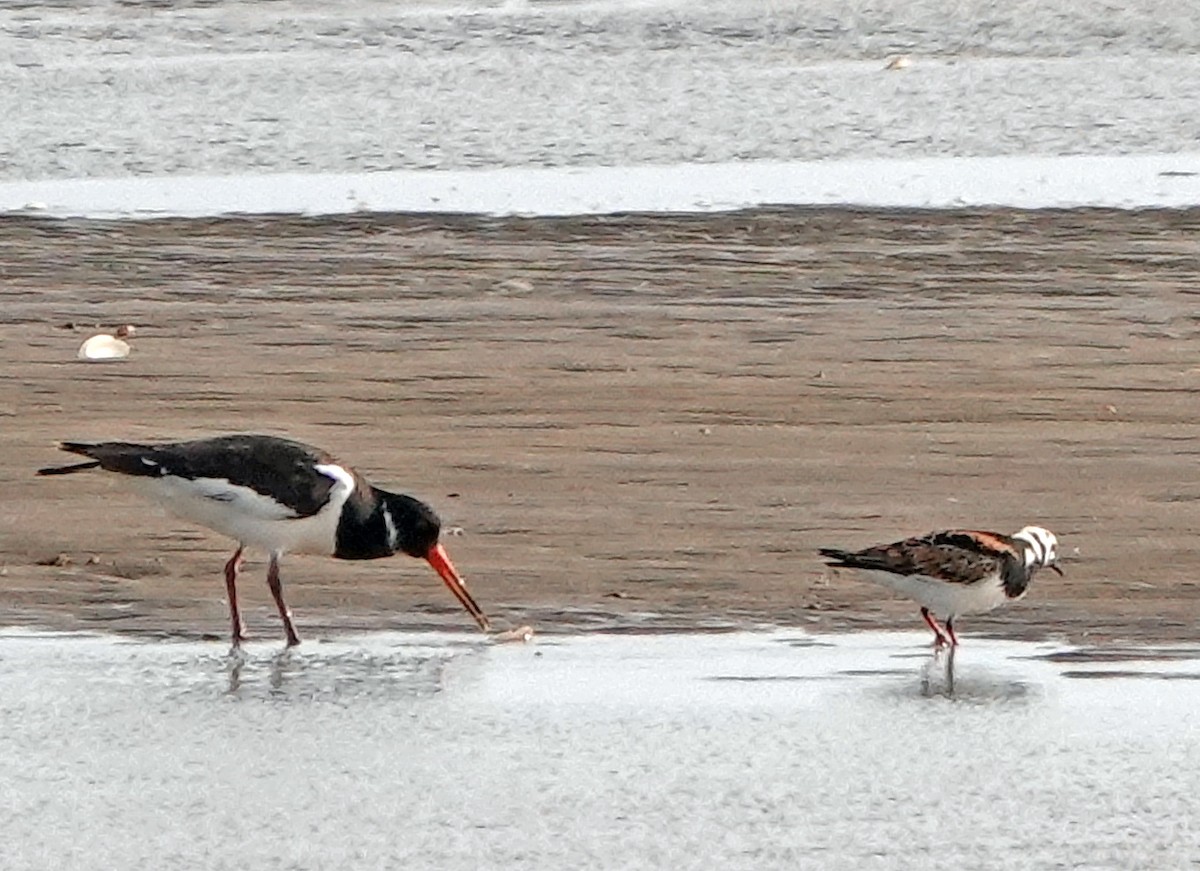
[5,153,1200,219]
[5,0,1200,216]
[3,0,1200,181]
[4,628,1200,869]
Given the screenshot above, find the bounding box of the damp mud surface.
[3,208,1200,645]
[3,628,1200,870]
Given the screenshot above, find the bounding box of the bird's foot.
[944,622,960,648]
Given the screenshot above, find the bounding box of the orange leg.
[921,607,950,648]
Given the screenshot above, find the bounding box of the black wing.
[42,434,342,518]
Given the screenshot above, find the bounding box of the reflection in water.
[705,636,1037,704]
[268,652,287,693]
[872,644,1037,704]
[213,640,475,702]
[222,649,298,695]
[911,645,1037,704]
[227,650,245,695]
[4,629,1200,870]
[919,645,955,698]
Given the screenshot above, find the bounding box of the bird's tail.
[37,460,102,476]
[36,441,104,476]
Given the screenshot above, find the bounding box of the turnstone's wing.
[44,435,351,518]
[820,529,1021,584]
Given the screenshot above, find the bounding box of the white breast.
[858,569,1015,618]
[129,463,356,556]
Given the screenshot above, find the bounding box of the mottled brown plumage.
[820,526,1062,646]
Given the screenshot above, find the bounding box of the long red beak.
[425,542,490,632]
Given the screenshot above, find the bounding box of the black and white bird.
[819,526,1062,647]
[38,434,490,648]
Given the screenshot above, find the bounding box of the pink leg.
[921,607,950,648]
[266,553,301,648]
[224,546,247,648]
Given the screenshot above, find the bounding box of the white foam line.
[3,153,1200,220]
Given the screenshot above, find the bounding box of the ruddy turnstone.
[38,434,490,647]
[819,526,1062,646]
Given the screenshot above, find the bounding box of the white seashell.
[78,325,136,361]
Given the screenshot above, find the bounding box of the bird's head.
[1012,525,1063,576]
[382,492,490,632]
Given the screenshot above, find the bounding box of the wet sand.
[4,207,1200,644]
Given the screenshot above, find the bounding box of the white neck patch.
[382,505,399,551]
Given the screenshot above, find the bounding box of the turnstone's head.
[1012,526,1063,576]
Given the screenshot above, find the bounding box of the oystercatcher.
[819,526,1062,646]
[38,434,490,647]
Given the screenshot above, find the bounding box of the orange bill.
[426,542,490,632]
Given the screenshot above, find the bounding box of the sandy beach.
[4,206,1200,644]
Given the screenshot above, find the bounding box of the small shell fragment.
[492,625,535,644]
